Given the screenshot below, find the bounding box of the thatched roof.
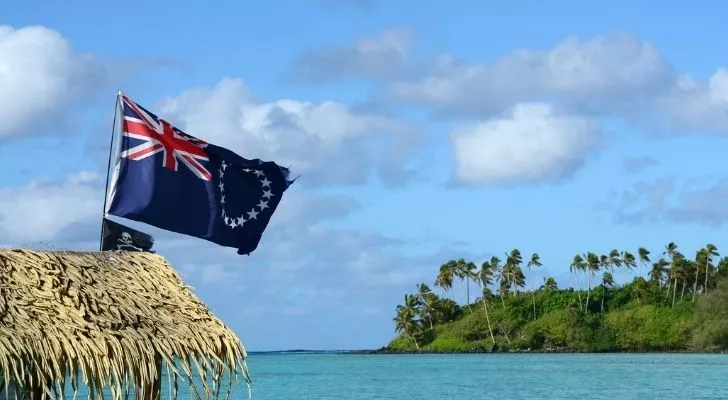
[0,249,250,399]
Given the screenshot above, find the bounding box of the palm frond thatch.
[0,249,250,399]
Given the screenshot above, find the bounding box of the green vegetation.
[389,243,728,353]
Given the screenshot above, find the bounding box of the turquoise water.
[60,353,728,398]
[246,353,728,399]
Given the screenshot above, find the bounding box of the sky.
[2,0,728,351]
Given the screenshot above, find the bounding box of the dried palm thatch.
[0,249,251,399]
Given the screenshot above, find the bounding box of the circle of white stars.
[218,160,275,229]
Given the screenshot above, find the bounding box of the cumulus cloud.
[0,171,104,244]
[0,25,111,140]
[388,32,672,118]
[449,103,604,185]
[653,68,728,133]
[156,78,424,186]
[290,28,414,81]
[385,31,728,134]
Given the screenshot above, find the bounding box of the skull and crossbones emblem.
[116,231,143,251]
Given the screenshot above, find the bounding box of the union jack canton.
[120,96,211,181]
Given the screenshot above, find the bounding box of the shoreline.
[352,347,728,355]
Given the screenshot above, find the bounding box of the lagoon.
[69,353,728,399]
[246,352,727,399]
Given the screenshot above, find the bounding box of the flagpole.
[99,91,122,251]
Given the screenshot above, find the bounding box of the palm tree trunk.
[531,292,537,321]
[671,278,677,307]
[466,279,470,306]
[499,326,511,345]
[482,300,496,344]
[458,279,472,311]
[680,280,686,301]
[572,272,583,310]
[704,259,710,295]
[409,334,420,350]
[585,273,592,313]
[601,294,605,313]
[693,265,699,301]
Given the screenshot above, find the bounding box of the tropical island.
[382,243,728,353]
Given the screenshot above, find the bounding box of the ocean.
[244,353,728,399]
[48,353,728,399]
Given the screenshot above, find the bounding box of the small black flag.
[101,218,154,252]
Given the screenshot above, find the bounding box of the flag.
[106,94,294,255]
[101,218,155,252]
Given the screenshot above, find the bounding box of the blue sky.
[2,0,728,351]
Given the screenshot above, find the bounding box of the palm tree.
[434,261,456,299]
[450,259,476,309]
[497,274,510,307]
[585,252,600,312]
[478,260,496,291]
[631,277,650,302]
[638,247,651,276]
[668,252,685,306]
[394,294,421,349]
[570,255,585,310]
[505,249,524,296]
[541,277,558,290]
[622,251,637,285]
[491,256,508,308]
[599,254,612,280]
[680,259,695,301]
[663,242,679,300]
[464,261,477,306]
[703,244,719,295]
[608,249,622,282]
[693,248,706,301]
[415,283,437,329]
[512,265,526,293]
[600,272,615,312]
[650,258,669,290]
[718,257,728,279]
[664,242,678,263]
[527,253,542,320]
[476,260,496,343]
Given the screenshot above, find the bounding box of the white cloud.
[388,32,672,118]
[156,78,422,186]
[450,103,603,185]
[385,31,728,135]
[0,25,108,139]
[291,28,413,81]
[0,172,103,244]
[654,68,728,133]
